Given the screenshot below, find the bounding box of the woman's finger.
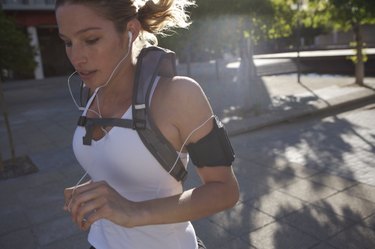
[80,205,104,231]
[76,197,106,230]
[72,191,105,225]
[63,180,93,211]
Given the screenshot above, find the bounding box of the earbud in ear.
[128,31,132,44]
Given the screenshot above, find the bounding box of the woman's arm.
[135,76,240,224]
[135,165,239,226]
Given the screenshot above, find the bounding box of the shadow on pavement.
[222,107,375,248]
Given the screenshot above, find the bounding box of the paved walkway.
[0,61,375,248]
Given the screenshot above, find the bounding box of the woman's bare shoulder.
[165,76,203,94]
[161,76,211,112]
[159,76,214,141]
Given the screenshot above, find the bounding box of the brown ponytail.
[137,0,195,36]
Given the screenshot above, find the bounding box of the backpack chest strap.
[77,116,134,145]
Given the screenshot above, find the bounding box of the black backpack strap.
[133,46,188,182]
[77,116,133,145]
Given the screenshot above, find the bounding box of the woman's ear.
[126,18,141,43]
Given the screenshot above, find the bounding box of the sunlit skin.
[57,3,239,232]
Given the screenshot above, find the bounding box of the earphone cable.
[168,115,214,174]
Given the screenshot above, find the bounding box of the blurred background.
[1,0,375,81]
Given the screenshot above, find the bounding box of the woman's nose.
[69,45,87,68]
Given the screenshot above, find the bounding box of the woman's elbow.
[224,178,240,209]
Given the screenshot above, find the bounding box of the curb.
[226,87,375,137]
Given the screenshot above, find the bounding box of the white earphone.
[128,31,132,48]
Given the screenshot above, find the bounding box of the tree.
[0,11,36,79]
[305,0,375,85]
[0,9,36,174]
[182,0,277,110]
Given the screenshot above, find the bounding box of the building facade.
[2,0,72,79]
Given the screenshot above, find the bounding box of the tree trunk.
[238,34,271,111]
[353,24,364,86]
[0,77,16,164]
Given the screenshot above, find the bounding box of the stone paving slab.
[41,232,90,249]
[209,202,275,236]
[216,238,256,249]
[364,214,375,230]
[25,200,66,225]
[310,242,339,249]
[0,209,29,236]
[192,219,236,249]
[313,192,375,222]
[327,224,375,249]
[345,183,375,204]
[0,228,38,249]
[33,216,81,246]
[250,190,307,219]
[233,157,297,203]
[308,172,359,191]
[266,159,321,179]
[278,178,339,203]
[244,221,319,249]
[279,205,357,241]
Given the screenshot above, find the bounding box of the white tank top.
[72,78,197,249]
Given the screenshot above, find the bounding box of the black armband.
[187,116,235,167]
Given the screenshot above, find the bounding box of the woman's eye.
[86,38,99,45]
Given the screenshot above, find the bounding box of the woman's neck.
[99,62,135,100]
[94,63,136,117]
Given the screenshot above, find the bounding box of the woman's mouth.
[78,70,96,81]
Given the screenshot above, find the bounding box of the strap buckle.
[133,104,147,130]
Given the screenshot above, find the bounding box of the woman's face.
[56,4,129,88]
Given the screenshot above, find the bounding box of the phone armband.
[187,116,235,167]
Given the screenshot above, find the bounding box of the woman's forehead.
[56,4,113,35]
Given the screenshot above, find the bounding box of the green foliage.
[0,10,36,77]
[331,0,375,29]
[348,41,368,63]
[268,0,295,39]
[306,0,375,31]
[304,0,375,84]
